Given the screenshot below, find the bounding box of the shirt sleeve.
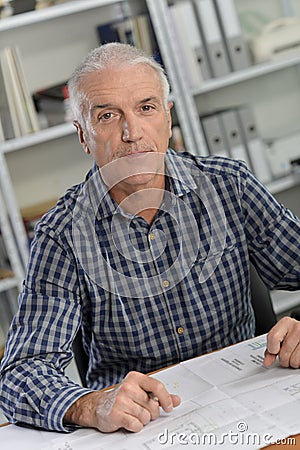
[0,222,93,432]
[239,162,300,290]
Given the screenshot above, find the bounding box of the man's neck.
[110,176,165,225]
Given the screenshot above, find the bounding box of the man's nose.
[121,117,143,142]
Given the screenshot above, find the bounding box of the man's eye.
[100,112,113,121]
[141,105,153,112]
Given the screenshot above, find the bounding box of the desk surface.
[1,334,300,450]
[1,426,297,449]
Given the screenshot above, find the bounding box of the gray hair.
[68,42,170,127]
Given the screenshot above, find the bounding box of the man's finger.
[124,371,179,414]
[264,317,300,368]
[263,350,277,368]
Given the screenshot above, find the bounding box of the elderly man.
[0,43,299,434]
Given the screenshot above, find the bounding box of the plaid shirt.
[1,150,300,431]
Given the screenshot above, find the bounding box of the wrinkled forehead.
[80,64,164,109]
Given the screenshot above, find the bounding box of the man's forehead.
[84,64,160,89]
[86,70,162,100]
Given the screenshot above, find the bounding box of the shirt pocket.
[192,234,248,284]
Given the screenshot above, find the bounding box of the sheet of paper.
[182,334,268,386]
[44,429,127,450]
[1,424,63,450]
[233,373,300,413]
[2,335,299,450]
[151,363,213,401]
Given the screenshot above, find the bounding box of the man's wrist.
[63,391,101,428]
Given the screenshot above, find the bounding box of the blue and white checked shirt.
[1,150,300,431]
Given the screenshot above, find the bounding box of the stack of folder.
[167,0,252,88]
[200,105,272,184]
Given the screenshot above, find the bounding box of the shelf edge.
[2,122,76,153]
[0,0,124,31]
[193,55,300,95]
[0,277,19,293]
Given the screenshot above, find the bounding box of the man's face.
[75,63,173,193]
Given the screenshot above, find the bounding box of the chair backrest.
[249,264,277,336]
[72,327,89,387]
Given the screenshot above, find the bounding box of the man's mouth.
[116,145,154,159]
[126,151,151,157]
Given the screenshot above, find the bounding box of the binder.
[237,106,272,183]
[0,54,15,140]
[134,14,154,57]
[213,0,252,72]
[12,46,40,133]
[0,116,4,142]
[97,15,162,65]
[201,113,229,157]
[0,48,22,138]
[97,21,120,44]
[168,2,203,88]
[0,47,39,139]
[169,1,211,82]
[194,0,231,78]
[218,108,251,168]
[115,18,136,46]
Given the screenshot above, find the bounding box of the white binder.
[213,0,252,72]
[237,106,272,183]
[218,109,251,168]
[194,0,231,78]
[169,1,205,87]
[201,113,229,157]
[169,0,212,82]
[0,117,4,142]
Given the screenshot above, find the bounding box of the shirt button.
[149,233,155,241]
[177,326,184,335]
[162,280,169,288]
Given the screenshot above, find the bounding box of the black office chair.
[250,263,300,336]
[249,264,277,336]
[291,308,300,321]
[72,327,89,387]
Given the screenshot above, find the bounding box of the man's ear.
[73,120,90,155]
[167,101,173,138]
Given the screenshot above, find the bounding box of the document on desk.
[2,334,299,450]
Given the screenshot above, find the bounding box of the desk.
[1,334,300,450]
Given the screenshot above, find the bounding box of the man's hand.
[263,316,300,368]
[64,371,181,433]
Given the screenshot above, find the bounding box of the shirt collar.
[85,150,198,221]
[165,149,198,197]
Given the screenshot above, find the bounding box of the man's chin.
[101,152,165,188]
[121,172,158,187]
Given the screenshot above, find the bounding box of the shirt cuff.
[44,385,94,432]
